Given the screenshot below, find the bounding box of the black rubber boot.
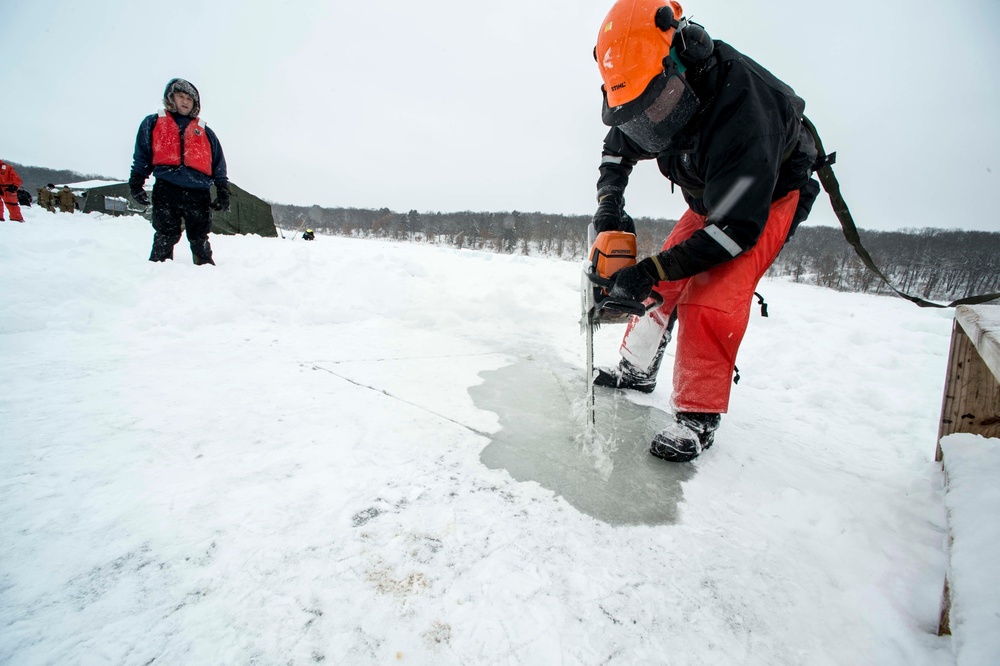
[593,330,670,394]
[649,412,722,462]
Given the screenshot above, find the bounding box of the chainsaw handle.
[586,269,665,315]
[604,290,664,316]
[585,269,614,290]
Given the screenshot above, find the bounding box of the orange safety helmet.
[596,0,683,110]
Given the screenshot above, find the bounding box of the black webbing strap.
[753,291,769,317]
[802,116,1000,308]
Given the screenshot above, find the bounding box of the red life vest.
[151,110,213,176]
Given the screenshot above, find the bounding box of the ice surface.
[473,354,688,526]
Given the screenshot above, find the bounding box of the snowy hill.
[0,208,984,664]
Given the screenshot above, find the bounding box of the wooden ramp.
[936,304,1000,636]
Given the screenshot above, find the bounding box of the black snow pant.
[149,180,215,264]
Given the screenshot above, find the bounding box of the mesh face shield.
[601,57,700,154]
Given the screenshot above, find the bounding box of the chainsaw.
[581,224,662,427]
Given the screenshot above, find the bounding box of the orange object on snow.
[0,160,25,222]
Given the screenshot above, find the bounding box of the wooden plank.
[937,317,1000,460]
[938,579,951,636]
[955,304,1000,381]
[938,319,966,458]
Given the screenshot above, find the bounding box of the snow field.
[0,208,970,664]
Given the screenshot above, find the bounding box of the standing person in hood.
[0,159,25,222]
[129,78,229,265]
[591,0,820,462]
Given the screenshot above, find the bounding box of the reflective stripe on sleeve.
[704,224,743,257]
[601,155,624,165]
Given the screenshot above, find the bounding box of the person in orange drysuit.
[591,0,820,462]
[0,160,25,222]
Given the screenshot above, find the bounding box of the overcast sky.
[5,0,999,232]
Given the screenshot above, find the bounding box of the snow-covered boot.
[649,412,721,462]
[593,330,670,394]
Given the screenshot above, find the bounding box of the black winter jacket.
[598,41,819,280]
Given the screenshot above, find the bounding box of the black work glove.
[609,256,670,302]
[128,174,149,206]
[592,189,636,234]
[210,183,231,212]
[4,184,17,193]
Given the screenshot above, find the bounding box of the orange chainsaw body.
[589,230,637,280]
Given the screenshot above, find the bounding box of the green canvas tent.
[57,180,143,216]
[208,182,277,237]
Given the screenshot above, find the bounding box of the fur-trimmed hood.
[162,78,201,118]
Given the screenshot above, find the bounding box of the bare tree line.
[274,204,679,261]
[770,226,1000,301]
[272,203,998,302]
